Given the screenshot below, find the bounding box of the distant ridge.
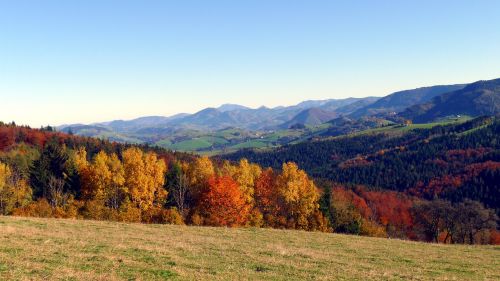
[349,84,466,118]
[281,108,337,128]
[401,78,500,122]
[58,78,500,148]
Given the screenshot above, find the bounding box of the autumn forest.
[0,118,498,245]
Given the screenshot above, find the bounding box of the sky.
[1,1,499,127]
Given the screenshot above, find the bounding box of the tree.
[275,162,322,230]
[166,162,189,216]
[221,159,262,206]
[0,162,13,214]
[75,148,127,210]
[329,187,364,234]
[105,153,126,210]
[254,168,279,225]
[411,200,454,242]
[452,200,497,244]
[199,176,250,227]
[0,162,32,215]
[122,148,167,211]
[47,176,69,208]
[0,127,15,150]
[185,156,215,203]
[29,139,69,198]
[412,199,498,244]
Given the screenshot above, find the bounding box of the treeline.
[0,123,329,231]
[325,186,498,244]
[0,122,498,244]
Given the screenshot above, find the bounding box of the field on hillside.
[347,116,472,137]
[1,217,498,281]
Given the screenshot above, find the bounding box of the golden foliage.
[0,162,32,215]
[275,162,321,230]
[122,148,167,211]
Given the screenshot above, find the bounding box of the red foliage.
[333,185,415,238]
[490,230,500,245]
[0,127,15,150]
[331,186,372,218]
[254,168,278,216]
[409,175,462,198]
[445,148,493,162]
[409,161,500,199]
[199,176,250,227]
[358,189,414,232]
[464,161,500,177]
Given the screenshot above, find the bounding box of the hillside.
[350,84,466,117]
[1,216,498,281]
[56,80,500,154]
[223,117,500,215]
[401,78,500,122]
[280,108,337,128]
[55,81,485,154]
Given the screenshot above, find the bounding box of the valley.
[60,79,499,155]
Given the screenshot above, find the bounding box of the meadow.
[1,216,498,280]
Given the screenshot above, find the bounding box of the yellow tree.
[104,153,126,210]
[0,162,32,215]
[220,159,263,225]
[185,156,215,202]
[122,148,166,211]
[75,148,126,210]
[221,159,261,205]
[275,162,321,230]
[0,162,13,214]
[88,151,113,200]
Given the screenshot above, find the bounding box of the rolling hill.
[223,116,500,214]
[401,78,500,122]
[280,108,338,128]
[349,84,466,117]
[1,216,498,281]
[58,79,499,154]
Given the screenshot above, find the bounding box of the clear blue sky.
[1,0,499,127]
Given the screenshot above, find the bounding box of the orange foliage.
[489,230,500,245]
[199,176,250,227]
[254,168,279,220]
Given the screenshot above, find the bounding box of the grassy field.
[0,216,498,280]
[343,116,472,138]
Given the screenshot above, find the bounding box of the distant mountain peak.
[217,104,251,112]
[281,107,337,128]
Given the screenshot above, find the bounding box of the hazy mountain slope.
[281,108,338,128]
[217,104,251,112]
[401,78,500,122]
[350,84,466,117]
[333,97,380,115]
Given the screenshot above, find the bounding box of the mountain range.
[401,78,500,122]
[60,78,500,152]
[62,96,380,134]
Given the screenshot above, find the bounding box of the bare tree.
[172,174,189,217]
[451,200,497,244]
[47,176,69,208]
[411,200,454,243]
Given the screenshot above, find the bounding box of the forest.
[0,119,498,244]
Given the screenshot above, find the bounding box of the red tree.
[199,176,250,227]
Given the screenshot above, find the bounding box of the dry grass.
[0,216,498,280]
